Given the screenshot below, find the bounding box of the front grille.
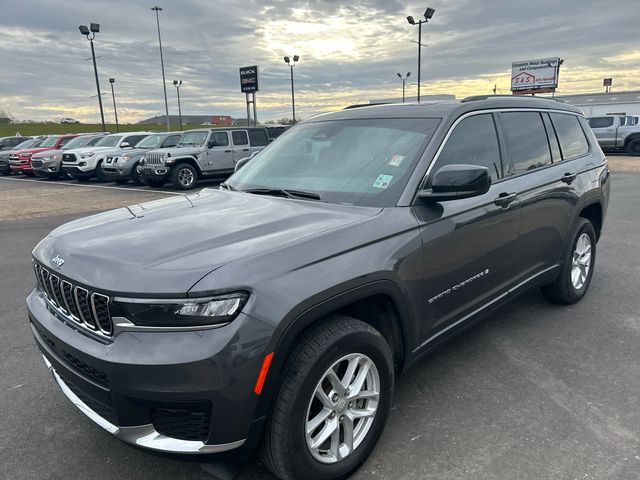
[62,375,117,425]
[31,160,44,168]
[34,262,114,336]
[151,404,211,441]
[62,350,109,387]
[145,152,164,165]
[62,153,77,163]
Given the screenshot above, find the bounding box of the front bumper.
[102,162,135,179]
[62,165,95,177]
[28,288,273,455]
[138,165,169,178]
[10,160,32,172]
[32,160,62,177]
[0,159,10,173]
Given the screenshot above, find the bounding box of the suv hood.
[32,148,63,159]
[33,189,381,295]
[148,145,203,158]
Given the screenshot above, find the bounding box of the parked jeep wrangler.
[138,127,270,189]
[28,96,609,480]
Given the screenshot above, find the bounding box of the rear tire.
[171,163,198,190]
[627,138,640,156]
[260,315,394,480]
[540,218,596,304]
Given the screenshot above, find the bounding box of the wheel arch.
[578,201,603,241]
[171,156,202,174]
[252,280,413,421]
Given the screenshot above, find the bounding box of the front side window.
[588,117,614,129]
[500,112,552,174]
[209,131,229,147]
[123,135,147,147]
[135,134,164,149]
[248,129,269,146]
[550,113,590,159]
[432,114,502,182]
[229,118,440,207]
[232,131,249,146]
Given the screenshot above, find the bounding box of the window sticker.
[373,174,393,189]
[388,154,404,167]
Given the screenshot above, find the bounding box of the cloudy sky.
[1,0,639,123]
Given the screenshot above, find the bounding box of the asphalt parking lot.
[1,167,639,480]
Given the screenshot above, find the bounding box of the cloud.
[0,0,639,123]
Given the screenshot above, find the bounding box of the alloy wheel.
[571,232,592,290]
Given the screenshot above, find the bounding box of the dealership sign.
[239,66,259,93]
[511,58,560,93]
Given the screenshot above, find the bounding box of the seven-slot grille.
[62,153,77,163]
[33,262,113,336]
[145,152,164,165]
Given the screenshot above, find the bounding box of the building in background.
[555,91,640,117]
[211,115,232,126]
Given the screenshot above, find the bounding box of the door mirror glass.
[418,164,491,202]
[120,142,130,148]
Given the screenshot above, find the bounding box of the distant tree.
[277,117,295,125]
[0,109,14,124]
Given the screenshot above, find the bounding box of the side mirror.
[120,142,130,148]
[418,164,491,202]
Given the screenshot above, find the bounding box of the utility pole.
[407,8,435,103]
[152,6,170,130]
[79,23,106,131]
[109,78,119,132]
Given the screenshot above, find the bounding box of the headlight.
[139,157,146,166]
[80,151,95,159]
[21,153,33,158]
[111,292,248,327]
[39,156,51,161]
[53,154,62,161]
[117,155,132,163]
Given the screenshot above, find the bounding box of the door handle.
[561,172,577,184]
[494,192,517,208]
[242,148,250,152]
[224,150,232,153]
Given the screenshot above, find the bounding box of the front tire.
[260,316,394,480]
[95,162,106,182]
[541,218,597,304]
[171,163,198,190]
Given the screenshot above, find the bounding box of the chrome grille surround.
[33,261,113,338]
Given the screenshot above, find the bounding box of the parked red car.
[9,134,80,175]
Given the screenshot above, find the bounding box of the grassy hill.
[0,123,215,137]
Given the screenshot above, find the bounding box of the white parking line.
[0,176,183,195]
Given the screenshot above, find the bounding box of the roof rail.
[343,103,389,110]
[461,94,563,103]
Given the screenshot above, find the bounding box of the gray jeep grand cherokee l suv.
[28,96,609,480]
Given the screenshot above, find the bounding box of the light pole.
[151,6,170,131]
[79,23,106,131]
[108,78,119,132]
[173,80,183,130]
[397,72,411,102]
[283,55,299,123]
[407,7,435,103]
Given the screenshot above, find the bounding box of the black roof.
[307,96,583,123]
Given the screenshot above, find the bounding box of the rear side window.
[588,117,614,128]
[232,131,249,146]
[248,129,269,147]
[550,113,590,160]
[432,114,502,181]
[500,112,552,174]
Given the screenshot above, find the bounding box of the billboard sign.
[603,78,613,87]
[239,65,259,93]
[511,58,560,93]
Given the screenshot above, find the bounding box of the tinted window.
[123,135,147,147]
[232,131,249,145]
[86,136,103,147]
[59,136,77,147]
[433,114,502,181]
[248,129,269,146]
[501,112,551,174]
[161,135,180,148]
[588,117,614,128]
[542,113,562,162]
[550,113,590,159]
[209,131,229,147]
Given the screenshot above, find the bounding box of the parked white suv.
[61,132,152,181]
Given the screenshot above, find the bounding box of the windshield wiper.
[242,188,322,201]
[219,182,237,191]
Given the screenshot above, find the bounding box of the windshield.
[94,135,122,148]
[15,139,38,150]
[178,131,207,146]
[38,136,59,148]
[135,134,164,149]
[228,118,440,207]
[62,136,91,150]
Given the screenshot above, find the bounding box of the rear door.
[414,112,522,339]
[498,110,586,279]
[231,130,251,162]
[587,116,616,147]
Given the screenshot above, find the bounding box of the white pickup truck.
[588,115,640,156]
